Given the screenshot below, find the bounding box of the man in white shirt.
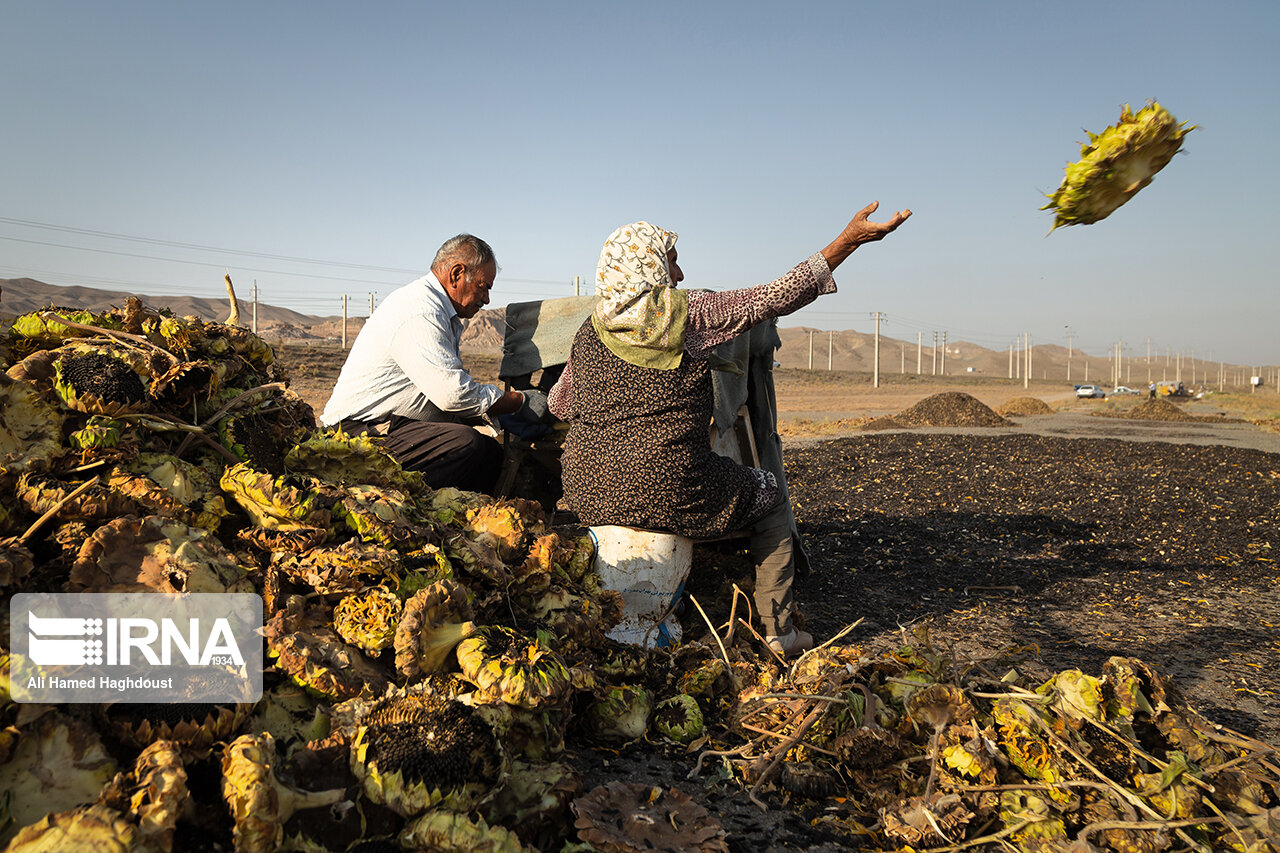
[320,234,549,493]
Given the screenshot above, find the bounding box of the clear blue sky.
[3,1,1276,365]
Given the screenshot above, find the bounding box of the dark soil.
[567,431,1280,853]
[783,432,1280,743]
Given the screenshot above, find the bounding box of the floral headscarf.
[591,221,689,370]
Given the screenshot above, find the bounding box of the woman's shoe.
[765,628,814,658]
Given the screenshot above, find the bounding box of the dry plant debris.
[894,392,1012,428]
[1107,397,1240,424]
[861,392,1013,431]
[1,302,1278,852]
[997,397,1054,417]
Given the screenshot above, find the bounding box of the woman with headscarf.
[548,203,911,655]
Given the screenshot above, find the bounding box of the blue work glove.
[498,413,554,439]
[516,389,552,423]
[499,389,555,439]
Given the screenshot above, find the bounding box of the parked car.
[1111,386,1141,395]
[1075,384,1105,398]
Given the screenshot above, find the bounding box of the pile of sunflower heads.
[723,629,1280,852]
[0,302,752,853]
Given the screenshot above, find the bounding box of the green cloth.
[591,286,689,370]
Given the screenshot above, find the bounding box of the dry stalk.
[1080,715,1215,795]
[1076,817,1223,849]
[690,743,757,778]
[723,583,752,645]
[736,617,786,668]
[687,595,731,671]
[1196,720,1280,777]
[39,311,178,367]
[1023,707,1157,819]
[737,723,837,756]
[805,617,864,662]
[199,382,288,428]
[746,700,829,811]
[186,427,243,465]
[924,818,1034,852]
[1024,704,1208,852]
[754,692,855,705]
[16,475,101,544]
[224,273,241,326]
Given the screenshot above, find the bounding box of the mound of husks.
[997,396,1055,417]
[2,303,1278,852]
[1120,398,1216,423]
[864,392,1013,431]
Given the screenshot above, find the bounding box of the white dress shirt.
[319,272,503,426]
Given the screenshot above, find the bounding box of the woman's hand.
[821,201,912,270]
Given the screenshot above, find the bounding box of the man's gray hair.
[432,234,497,282]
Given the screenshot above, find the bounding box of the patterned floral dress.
[552,253,835,538]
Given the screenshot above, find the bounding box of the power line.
[0,234,568,292]
[0,215,422,274]
[0,216,571,289]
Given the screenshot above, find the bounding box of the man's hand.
[516,389,552,423]
[499,389,554,439]
[821,201,912,271]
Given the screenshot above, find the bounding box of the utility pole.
[1146,337,1152,384]
[873,312,881,388]
[932,332,938,375]
[251,280,258,334]
[1024,332,1031,389]
[1065,325,1073,383]
[369,292,375,316]
[940,331,947,375]
[1008,341,1014,380]
[573,275,580,296]
[341,295,349,350]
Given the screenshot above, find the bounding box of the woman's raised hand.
[821,201,912,270]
